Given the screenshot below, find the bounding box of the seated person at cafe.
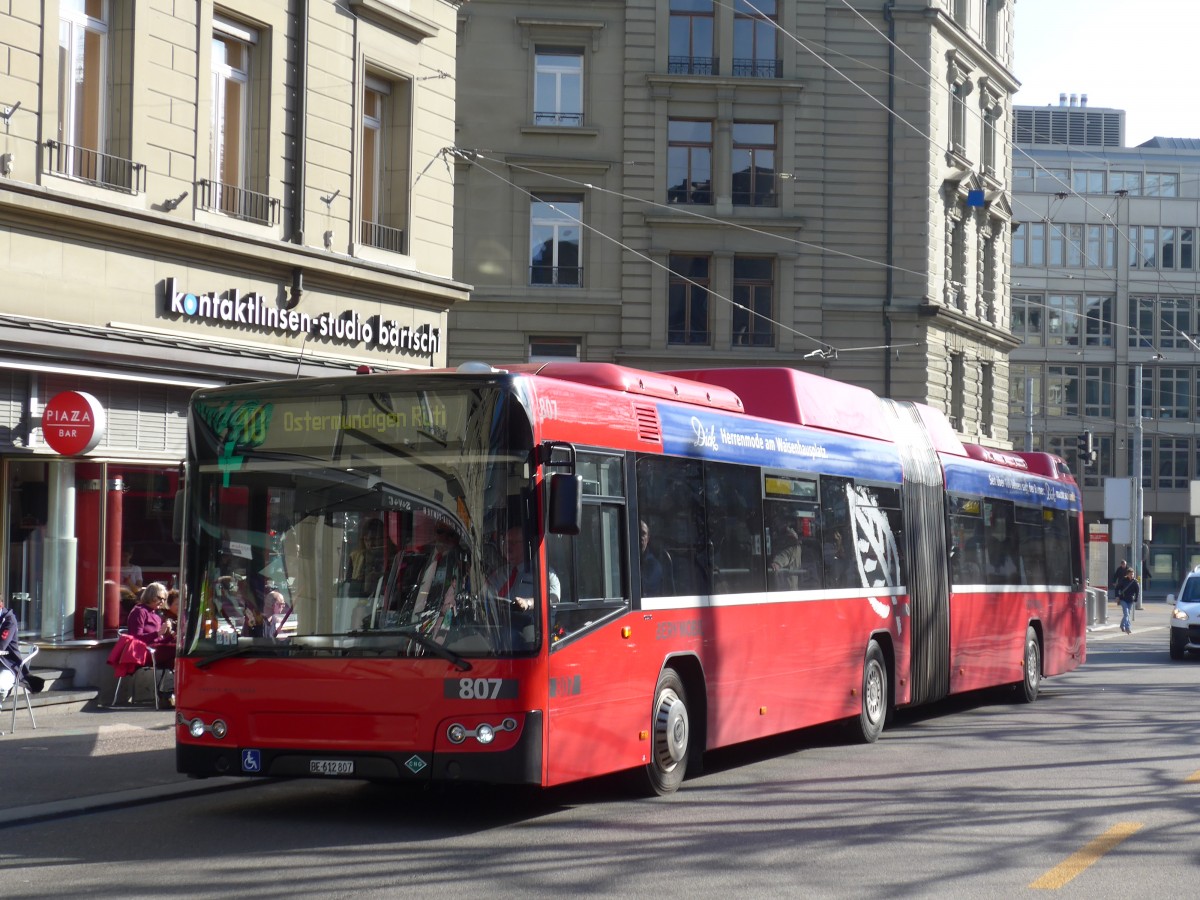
[120,546,144,592]
[126,582,176,670]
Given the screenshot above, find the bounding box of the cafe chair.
[1,642,39,735]
[107,630,163,709]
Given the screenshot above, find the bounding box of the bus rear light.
[445,717,518,746]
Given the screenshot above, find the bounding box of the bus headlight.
[476,723,495,745]
[189,718,206,738]
[447,723,467,744]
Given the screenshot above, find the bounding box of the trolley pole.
[1133,363,1145,610]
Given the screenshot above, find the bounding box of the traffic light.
[1076,430,1096,466]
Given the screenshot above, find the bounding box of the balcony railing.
[533,111,585,127]
[44,141,145,194]
[668,56,719,76]
[361,220,406,254]
[197,179,281,226]
[731,58,782,79]
[530,265,582,287]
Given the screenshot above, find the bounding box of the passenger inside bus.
[347,518,395,596]
[639,519,668,596]
[769,516,804,590]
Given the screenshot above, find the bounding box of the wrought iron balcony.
[668,56,719,76]
[731,58,782,78]
[533,111,585,127]
[530,265,583,287]
[197,179,281,226]
[44,141,145,194]
[361,220,406,254]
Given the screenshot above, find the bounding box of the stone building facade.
[452,0,1019,443]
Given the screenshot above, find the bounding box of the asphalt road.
[2,605,1197,898]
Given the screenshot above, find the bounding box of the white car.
[1168,567,1200,660]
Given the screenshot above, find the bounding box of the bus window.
[1014,505,1047,585]
[636,455,708,596]
[949,495,985,585]
[706,462,765,593]
[765,473,819,591]
[984,500,1019,585]
[549,451,629,644]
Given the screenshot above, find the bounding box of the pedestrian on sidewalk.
[1116,570,1140,634]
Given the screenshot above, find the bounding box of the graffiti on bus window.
[846,483,902,589]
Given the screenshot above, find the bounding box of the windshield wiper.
[368,627,473,671]
[193,642,291,669]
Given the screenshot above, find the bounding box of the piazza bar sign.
[43,391,106,456]
[163,277,441,357]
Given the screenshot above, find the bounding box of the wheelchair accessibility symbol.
[241,749,262,773]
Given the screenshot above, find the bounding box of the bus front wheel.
[856,641,887,744]
[1017,626,1041,703]
[644,669,689,795]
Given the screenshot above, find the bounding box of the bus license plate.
[310,759,354,776]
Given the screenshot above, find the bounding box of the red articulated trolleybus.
[175,363,1086,794]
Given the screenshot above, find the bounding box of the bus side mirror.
[171,490,184,543]
[548,474,582,535]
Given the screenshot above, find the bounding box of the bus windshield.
[180,380,540,662]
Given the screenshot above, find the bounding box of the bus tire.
[1017,626,1041,703]
[856,640,887,744]
[644,669,689,795]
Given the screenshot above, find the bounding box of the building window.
[206,17,276,224]
[981,224,998,321]
[1160,297,1194,349]
[534,48,583,126]
[981,107,999,175]
[1183,228,1195,270]
[54,1,141,191]
[1034,167,1068,193]
[981,362,994,438]
[1157,437,1190,490]
[1158,368,1191,419]
[1111,170,1142,195]
[360,74,412,254]
[528,338,581,363]
[732,123,777,207]
[983,0,1001,54]
[950,80,969,156]
[1084,295,1114,347]
[668,0,716,75]
[1045,365,1080,417]
[1085,224,1116,268]
[668,254,710,345]
[530,196,582,286]
[950,353,965,430]
[733,0,779,77]
[732,256,774,347]
[1145,172,1179,197]
[1046,294,1080,346]
[1011,293,1043,346]
[1073,170,1106,194]
[1127,296,1155,349]
[1084,366,1114,418]
[668,120,712,204]
[948,213,966,309]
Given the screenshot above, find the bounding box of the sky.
[1012,0,1200,147]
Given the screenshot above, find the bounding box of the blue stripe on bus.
[942,459,1081,511]
[657,406,904,480]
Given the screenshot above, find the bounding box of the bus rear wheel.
[856,641,887,744]
[644,669,689,795]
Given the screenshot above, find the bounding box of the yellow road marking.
[1186,770,1200,783]
[1029,823,1142,889]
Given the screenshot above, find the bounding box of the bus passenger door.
[545,452,641,786]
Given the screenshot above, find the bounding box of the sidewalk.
[0,701,251,827]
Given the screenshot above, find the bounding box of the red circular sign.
[42,391,106,456]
